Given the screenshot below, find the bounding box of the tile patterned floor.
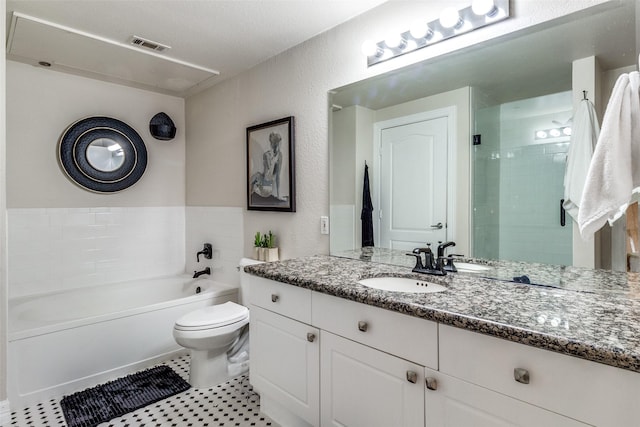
[10,355,278,427]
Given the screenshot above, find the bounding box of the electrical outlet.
[320,216,329,235]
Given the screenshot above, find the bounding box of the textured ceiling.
[6,0,388,96]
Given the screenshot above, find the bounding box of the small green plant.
[266,230,275,248]
[255,230,276,248]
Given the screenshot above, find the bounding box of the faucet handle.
[406,252,424,270]
[197,243,213,262]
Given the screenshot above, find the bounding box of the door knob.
[271,294,279,303]
[430,222,443,229]
[358,321,368,332]
[307,333,316,343]
[406,371,418,384]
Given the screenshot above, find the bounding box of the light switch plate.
[320,216,329,234]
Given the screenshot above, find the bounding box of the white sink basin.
[455,262,491,273]
[358,277,447,293]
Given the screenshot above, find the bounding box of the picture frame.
[246,116,296,212]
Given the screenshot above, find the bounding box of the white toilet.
[173,258,261,388]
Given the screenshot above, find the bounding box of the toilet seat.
[175,301,249,331]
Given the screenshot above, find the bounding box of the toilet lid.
[175,301,249,329]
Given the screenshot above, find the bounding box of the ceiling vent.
[129,35,170,53]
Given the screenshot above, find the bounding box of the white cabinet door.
[424,368,589,427]
[250,305,320,426]
[321,331,424,427]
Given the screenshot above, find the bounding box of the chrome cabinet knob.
[425,377,438,391]
[358,321,368,332]
[271,294,279,303]
[406,371,418,384]
[514,368,530,384]
[307,333,316,343]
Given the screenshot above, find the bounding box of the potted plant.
[263,230,279,262]
[253,231,262,261]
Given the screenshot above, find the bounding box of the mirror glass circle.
[86,138,125,172]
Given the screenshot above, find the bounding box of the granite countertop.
[245,252,640,374]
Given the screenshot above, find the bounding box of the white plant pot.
[254,247,262,261]
[264,248,279,262]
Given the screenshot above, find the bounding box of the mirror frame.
[58,116,147,193]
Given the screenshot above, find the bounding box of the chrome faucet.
[193,267,211,278]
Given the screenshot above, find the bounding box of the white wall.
[185,0,613,260]
[6,61,187,298]
[1,0,8,420]
[185,207,244,287]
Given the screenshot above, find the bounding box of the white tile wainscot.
[7,207,185,298]
[247,274,640,427]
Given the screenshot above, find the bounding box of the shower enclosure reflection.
[473,91,573,266]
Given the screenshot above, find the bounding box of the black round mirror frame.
[58,116,148,193]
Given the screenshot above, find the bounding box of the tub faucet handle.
[197,243,213,262]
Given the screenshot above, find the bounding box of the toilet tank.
[238,258,263,306]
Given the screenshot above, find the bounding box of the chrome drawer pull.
[425,377,438,391]
[307,333,316,343]
[514,368,530,384]
[406,371,418,384]
[358,321,368,332]
[271,294,279,303]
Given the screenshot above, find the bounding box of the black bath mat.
[60,365,190,427]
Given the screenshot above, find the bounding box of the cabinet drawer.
[312,291,438,369]
[424,368,589,427]
[247,275,311,323]
[439,324,640,427]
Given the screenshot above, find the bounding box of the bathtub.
[8,275,238,407]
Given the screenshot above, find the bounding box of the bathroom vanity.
[246,255,640,427]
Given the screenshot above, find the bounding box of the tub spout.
[193,267,211,278]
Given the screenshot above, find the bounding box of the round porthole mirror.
[58,116,147,193]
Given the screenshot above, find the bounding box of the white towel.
[563,99,599,221]
[578,71,640,237]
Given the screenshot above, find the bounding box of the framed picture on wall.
[246,116,296,212]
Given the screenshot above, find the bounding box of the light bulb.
[361,40,381,57]
[472,0,498,16]
[385,33,406,49]
[549,128,562,137]
[536,131,548,139]
[440,7,462,29]
[409,21,431,39]
[563,127,572,136]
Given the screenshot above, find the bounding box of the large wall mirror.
[329,1,637,270]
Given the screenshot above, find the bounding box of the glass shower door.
[473,91,573,266]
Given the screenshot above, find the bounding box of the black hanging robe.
[361,164,374,247]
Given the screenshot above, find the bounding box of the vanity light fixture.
[535,127,572,140]
[362,0,509,67]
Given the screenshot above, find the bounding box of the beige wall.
[185,0,614,260]
[7,61,185,208]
